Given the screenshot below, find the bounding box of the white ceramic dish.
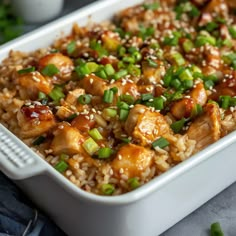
[0,0,236,235]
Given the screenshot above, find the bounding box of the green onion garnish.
[139,26,154,40]
[204,80,214,90]
[170,79,181,90]
[75,64,90,78]
[38,92,47,100]
[66,113,78,121]
[88,128,103,141]
[191,104,203,117]
[195,33,216,47]
[102,108,117,118]
[78,94,91,105]
[86,62,99,73]
[119,94,135,105]
[48,86,65,102]
[147,58,158,67]
[103,89,114,103]
[152,97,164,110]
[119,108,129,121]
[67,40,76,55]
[95,69,108,80]
[54,160,68,173]
[98,147,113,159]
[132,51,142,62]
[41,64,60,77]
[152,137,169,149]
[143,2,159,10]
[127,64,141,77]
[170,52,185,66]
[141,93,154,101]
[210,222,224,236]
[17,66,35,74]
[112,69,128,80]
[101,183,115,195]
[82,137,100,156]
[219,95,231,109]
[127,177,140,189]
[123,56,135,64]
[32,136,46,146]
[104,64,115,76]
[117,101,130,110]
[183,39,194,53]
[170,118,186,133]
[229,25,236,39]
[179,68,193,81]
[59,153,69,161]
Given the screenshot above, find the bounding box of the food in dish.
[0,0,236,195]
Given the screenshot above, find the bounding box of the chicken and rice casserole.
[0,0,236,195]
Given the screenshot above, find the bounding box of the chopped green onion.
[59,153,69,161]
[132,51,142,62]
[219,95,231,109]
[104,64,115,76]
[75,64,90,78]
[67,41,76,55]
[54,160,68,173]
[170,52,185,66]
[143,2,159,10]
[117,101,130,110]
[163,35,179,46]
[229,25,236,39]
[152,97,164,110]
[103,89,114,103]
[41,64,59,77]
[17,66,35,74]
[163,67,173,87]
[32,136,46,146]
[210,222,224,236]
[112,69,128,80]
[88,128,103,141]
[66,113,78,121]
[188,5,200,17]
[152,137,169,149]
[204,80,214,90]
[127,177,140,189]
[119,108,129,121]
[179,69,193,81]
[170,118,186,133]
[195,33,216,47]
[127,64,141,77]
[170,79,181,90]
[49,86,65,102]
[95,69,108,80]
[117,45,126,56]
[120,137,131,143]
[90,39,108,58]
[82,137,100,156]
[78,94,91,105]
[141,93,154,101]
[38,92,47,100]
[101,183,115,195]
[204,22,218,32]
[98,147,113,159]
[110,87,118,94]
[183,39,194,53]
[123,56,135,64]
[183,79,194,89]
[147,58,158,67]
[102,108,117,118]
[139,26,154,40]
[119,94,135,105]
[86,62,99,73]
[191,104,203,117]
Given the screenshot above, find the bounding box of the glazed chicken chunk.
[125,104,170,146]
[187,103,221,152]
[111,143,154,178]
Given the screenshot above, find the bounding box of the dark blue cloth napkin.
[0,172,66,236]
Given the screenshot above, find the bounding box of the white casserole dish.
[0,0,236,235]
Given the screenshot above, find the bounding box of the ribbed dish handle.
[0,124,47,180]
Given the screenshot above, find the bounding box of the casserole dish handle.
[0,124,48,180]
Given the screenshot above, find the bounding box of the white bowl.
[11,0,64,24]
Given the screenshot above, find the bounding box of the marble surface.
[23,0,236,235]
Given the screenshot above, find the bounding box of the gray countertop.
[24,0,236,235]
